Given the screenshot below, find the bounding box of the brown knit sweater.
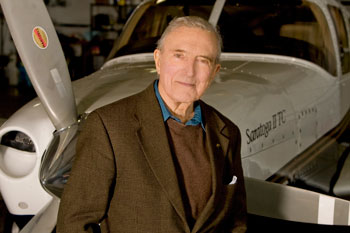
[166,118,212,229]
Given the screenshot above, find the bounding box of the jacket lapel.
[192,102,230,233]
[134,83,190,232]
[133,84,231,232]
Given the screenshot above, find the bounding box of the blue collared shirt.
[154,80,205,130]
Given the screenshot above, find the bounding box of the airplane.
[0,0,350,232]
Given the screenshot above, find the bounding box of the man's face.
[154,26,221,106]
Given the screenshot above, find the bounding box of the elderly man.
[57,16,247,233]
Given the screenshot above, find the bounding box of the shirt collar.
[154,80,205,130]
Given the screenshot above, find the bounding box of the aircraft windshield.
[112,0,336,75]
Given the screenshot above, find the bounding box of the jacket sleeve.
[56,111,116,233]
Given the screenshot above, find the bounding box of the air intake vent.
[1,131,35,152]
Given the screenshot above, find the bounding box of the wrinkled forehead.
[163,26,219,56]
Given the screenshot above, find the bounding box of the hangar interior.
[0,0,350,233]
[0,0,349,118]
[0,0,348,122]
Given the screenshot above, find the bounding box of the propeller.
[0,0,77,130]
[0,0,79,201]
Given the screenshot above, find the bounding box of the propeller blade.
[0,0,77,130]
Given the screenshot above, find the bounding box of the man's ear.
[211,63,221,82]
[154,49,161,75]
[215,63,221,74]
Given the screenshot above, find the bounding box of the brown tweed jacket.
[57,81,247,233]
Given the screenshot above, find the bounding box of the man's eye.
[199,58,210,65]
[174,53,183,58]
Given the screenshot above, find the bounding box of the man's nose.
[185,59,196,77]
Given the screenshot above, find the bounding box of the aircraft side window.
[114,4,214,57]
[217,1,337,76]
[328,6,350,74]
[308,2,336,76]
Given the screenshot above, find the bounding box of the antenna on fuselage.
[0,0,77,130]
